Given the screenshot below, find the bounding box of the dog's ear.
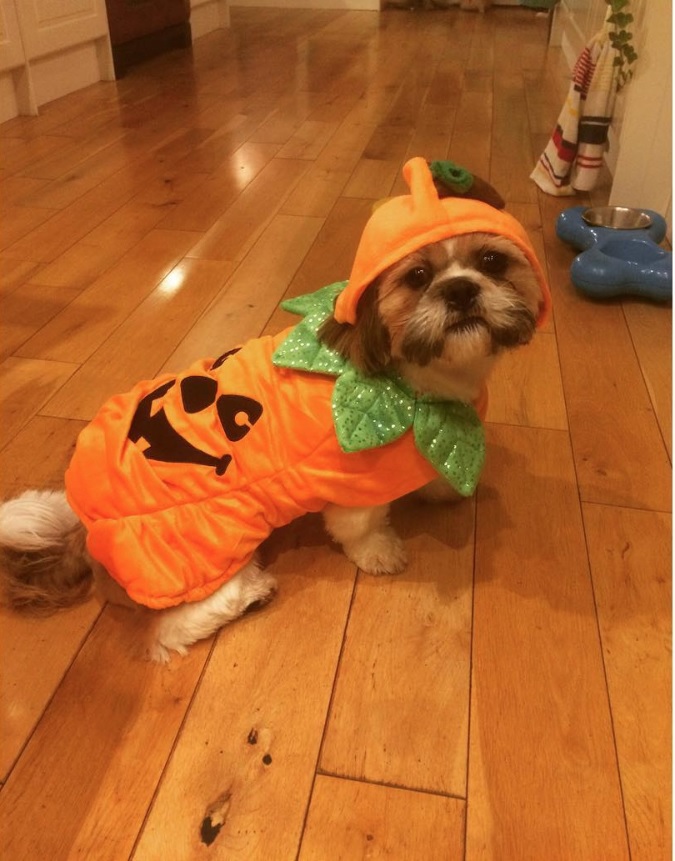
[430,160,505,210]
[319,282,391,375]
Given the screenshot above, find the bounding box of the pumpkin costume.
[65,158,550,609]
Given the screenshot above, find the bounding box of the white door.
[16,0,110,60]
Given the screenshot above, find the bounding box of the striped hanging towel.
[531,23,618,196]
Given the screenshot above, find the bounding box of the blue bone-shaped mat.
[556,206,672,302]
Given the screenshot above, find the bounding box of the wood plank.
[247,106,306,147]
[131,166,211,210]
[0,174,48,208]
[0,205,55,254]
[264,196,372,336]
[0,135,73,174]
[277,119,338,160]
[280,164,352,218]
[136,127,219,180]
[168,110,273,175]
[0,86,114,140]
[16,229,201,365]
[583,504,672,861]
[505,201,554,334]
[0,608,210,861]
[623,302,672,458]
[132,517,355,861]
[486,333,568,430]
[0,283,81,361]
[44,259,233,422]
[344,152,402,201]
[0,257,44,297]
[343,124,413,200]
[2,170,140,263]
[157,142,282,233]
[29,174,210,291]
[280,117,376,217]
[0,357,78,449]
[386,78,438,128]
[448,91,493,183]
[299,775,466,861]
[0,602,101,783]
[17,138,131,211]
[307,92,361,125]
[163,214,322,372]
[0,415,85,497]
[539,195,671,511]
[405,125,453,163]
[313,115,379,175]
[466,424,629,860]
[25,242,127,293]
[186,156,310,262]
[293,194,369,280]
[465,14,495,75]
[17,126,129,184]
[320,495,474,796]
[490,78,537,205]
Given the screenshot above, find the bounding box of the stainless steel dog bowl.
[582,206,652,230]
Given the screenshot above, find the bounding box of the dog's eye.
[404,265,432,289]
[479,250,509,277]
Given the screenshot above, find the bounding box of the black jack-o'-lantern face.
[127,349,263,477]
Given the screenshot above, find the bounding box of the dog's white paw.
[146,629,189,664]
[146,640,174,664]
[146,564,278,663]
[347,529,408,575]
[240,569,278,613]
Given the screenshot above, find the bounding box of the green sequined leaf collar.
[271,282,485,497]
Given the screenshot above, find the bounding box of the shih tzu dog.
[0,158,550,662]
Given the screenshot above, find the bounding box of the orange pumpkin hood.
[334,157,551,327]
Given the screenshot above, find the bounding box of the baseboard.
[230,0,380,9]
[29,42,103,108]
[229,0,520,9]
[0,73,22,123]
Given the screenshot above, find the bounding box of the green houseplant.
[606,0,638,90]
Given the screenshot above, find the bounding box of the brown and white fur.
[0,232,541,662]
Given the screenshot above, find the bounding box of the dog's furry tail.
[0,490,92,615]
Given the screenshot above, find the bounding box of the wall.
[608,0,671,224]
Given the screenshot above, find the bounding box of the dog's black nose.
[440,278,480,311]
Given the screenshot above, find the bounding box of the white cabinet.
[0,0,114,121]
[0,0,230,122]
[190,0,229,39]
[0,0,26,71]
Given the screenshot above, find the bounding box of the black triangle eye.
[404,265,432,290]
[479,250,509,277]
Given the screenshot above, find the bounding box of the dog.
[0,158,549,662]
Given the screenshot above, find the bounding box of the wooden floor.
[0,7,671,860]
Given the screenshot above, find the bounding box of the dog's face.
[320,232,542,384]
